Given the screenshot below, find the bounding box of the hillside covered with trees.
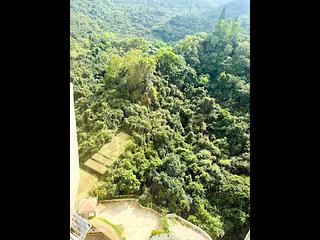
[71,0,250,239]
[71,0,250,42]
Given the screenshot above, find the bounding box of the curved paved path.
[98,201,159,240]
[89,218,121,240]
[170,220,208,240]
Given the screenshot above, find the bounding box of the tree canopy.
[71,1,250,239]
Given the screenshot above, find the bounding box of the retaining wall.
[99,198,162,217]
[98,199,213,240]
[167,214,213,240]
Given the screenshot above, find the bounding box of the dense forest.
[71,0,250,240]
[71,0,250,42]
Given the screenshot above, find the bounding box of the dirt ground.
[99,132,131,161]
[98,201,160,240]
[77,168,99,201]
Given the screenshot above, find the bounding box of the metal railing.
[70,211,91,240]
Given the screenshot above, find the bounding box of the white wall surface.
[70,83,80,227]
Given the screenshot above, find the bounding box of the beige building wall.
[70,83,80,227]
[244,230,250,240]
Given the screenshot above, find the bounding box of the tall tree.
[219,7,226,20]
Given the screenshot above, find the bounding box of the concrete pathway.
[89,218,121,240]
[170,220,208,240]
[98,201,159,240]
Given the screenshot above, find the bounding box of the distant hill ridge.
[71,0,249,42]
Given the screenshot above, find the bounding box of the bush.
[151,215,170,236]
[95,217,126,240]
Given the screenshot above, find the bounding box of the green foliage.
[151,229,163,236]
[208,72,250,112]
[71,6,250,239]
[71,0,250,42]
[198,19,250,83]
[91,174,117,200]
[105,49,156,102]
[188,204,225,238]
[151,214,171,236]
[95,217,126,240]
[175,32,208,68]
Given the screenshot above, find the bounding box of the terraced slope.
[77,132,131,201]
[84,132,131,175]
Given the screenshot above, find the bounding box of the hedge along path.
[77,132,132,201]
